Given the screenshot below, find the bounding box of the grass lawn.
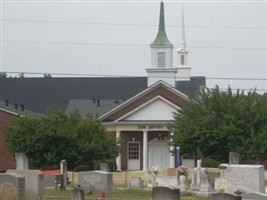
[44,187,210,200]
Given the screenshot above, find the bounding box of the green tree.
[170,86,267,163]
[6,109,118,170]
[0,72,7,78]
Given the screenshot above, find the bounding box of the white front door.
[148,140,170,170]
[127,142,140,170]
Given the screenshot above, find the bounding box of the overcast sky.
[1,0,266,93]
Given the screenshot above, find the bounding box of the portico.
[106,123,175,171]
[100,81,189,171]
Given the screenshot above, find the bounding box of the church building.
[0,2,205,171]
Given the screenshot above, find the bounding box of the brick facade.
[0,110,16,171]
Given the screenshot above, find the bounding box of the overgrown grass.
[44,188,210,200]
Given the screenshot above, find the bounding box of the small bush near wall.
[202,158,220,168]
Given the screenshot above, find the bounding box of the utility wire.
[2,19,266,30]
[3,71,267,81]
[4,40,266,50]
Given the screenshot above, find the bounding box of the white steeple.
[176,4,191,81]
[146,1,177,87]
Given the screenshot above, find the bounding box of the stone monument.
[7,169,44,200]
[0,173,25,200]
[60,159,68,190]
[78,171,112,194]
[15,153,29,170]
[152,186,180,200]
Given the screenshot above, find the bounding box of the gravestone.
[100,163,110,172]
[229,152,240,165]
[199,168,212,192]
[155,176,177,188]
[60,159,68,190]
[152,186,180,200]
[55,174,64,190]
[211,193,242,200]
[215,164,265,193]
[190,168,198,191]
[72,186,85,200]
[130,177,143,188]
[43,174,56,187]
[190,159,202,191]
[0,173,25,200]
[196,159,202,188]
[78,171,112,194]
[7,169,44,200]
[15,153,29,170]
[242,192,267,200]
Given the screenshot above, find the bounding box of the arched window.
[181,55,185,65]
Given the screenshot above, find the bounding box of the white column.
[116,131,122,171]
[143,131,148,171]
[170,132,175,168]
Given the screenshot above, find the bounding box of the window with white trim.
[128,142,140,160]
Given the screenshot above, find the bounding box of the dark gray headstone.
[72,187,85,200]
[44,174,56,187]
[211,193,242,200]
[60,159,68,189]
[0,173,25,200]
[78,171,112,194]
[152,186,180,200]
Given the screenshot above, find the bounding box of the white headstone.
[215,164,265,193]
[15,153,29,170]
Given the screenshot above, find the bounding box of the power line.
[3,71,267,81]
[4,40,266,50]
[2,19,266,30]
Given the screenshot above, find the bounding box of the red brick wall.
[0,110,16,171]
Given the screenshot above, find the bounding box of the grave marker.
[229,152,240,165]
[7,169,44,200]
[215,164,265,193]
[0,173,25,200]
[60,159,68,190]
[152,186,180,200]
[211,193,242,200]
[15,153,29,170]
[78,171,112,194]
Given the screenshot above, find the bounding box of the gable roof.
[116,95,181,122]
[0,76,205,117]
[100,81,189,122]
[0,77,147,114]
[0,101,41,117]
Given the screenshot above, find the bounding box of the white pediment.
[120,96,179,121]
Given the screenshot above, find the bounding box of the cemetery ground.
[44,187,209,200]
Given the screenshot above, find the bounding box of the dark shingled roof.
[0,76,205,116]
[0,77,147,114]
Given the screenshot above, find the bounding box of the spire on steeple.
[151,1,173,47]
[180,4,187,50]
[176,4,191,81]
